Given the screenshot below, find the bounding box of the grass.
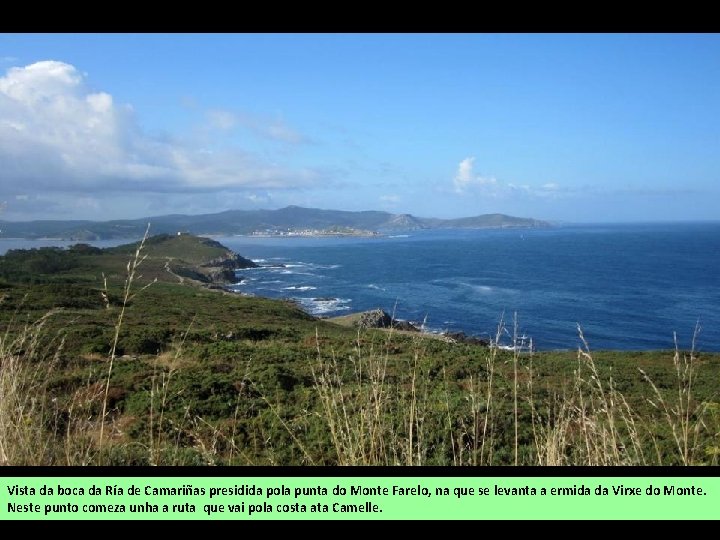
[99,224,154,458]
[0,233,718,466]
[0,309,60,465]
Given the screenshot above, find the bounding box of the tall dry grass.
[529,327,647,465]
[528,324,716,466]
[309,324,435,465]
[640,326,707,465]
[310,327,394,465]
[0,226,157,465]
[0,308,61,465]
[98,224,154,458]
[307,316,718,466]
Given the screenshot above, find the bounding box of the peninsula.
[0,206,550,240]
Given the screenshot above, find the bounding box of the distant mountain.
[0,206,550,240]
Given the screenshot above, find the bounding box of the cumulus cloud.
[453,157,497,194]
[0,61,324,201]
[451,157,569,200]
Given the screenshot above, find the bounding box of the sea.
[1,222,718,352]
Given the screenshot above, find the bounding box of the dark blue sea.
[1,222,718,351]
[219,223,720,352]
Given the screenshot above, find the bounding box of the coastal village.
[249,227,382,237]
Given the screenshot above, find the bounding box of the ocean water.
[1,223,718,351]
[218,223,720,351]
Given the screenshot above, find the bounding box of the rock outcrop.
[202,251,257,271]
[171,246,257,286]
[441,331,490,347]
[357,309,393,329]
[355,309,420,332]
[392,320,420,332]
[202,251,256,284]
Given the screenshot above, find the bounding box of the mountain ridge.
[0,206,550,240]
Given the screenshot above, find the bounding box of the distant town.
[248,227,382,238]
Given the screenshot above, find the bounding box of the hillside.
[0,233,257,288]
[0,234,718,466]
[0,206,551,240]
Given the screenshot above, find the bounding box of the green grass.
[108,234,230,265]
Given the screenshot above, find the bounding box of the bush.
[121,329,172,355]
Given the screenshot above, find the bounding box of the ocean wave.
[290,262,338,270]
[472,284,519,295]
[388,234,410,238]
[283,285,317,291]
[295,297,352,315]
[367,283,386,291]
[446,281,517,295]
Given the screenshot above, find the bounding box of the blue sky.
[0,33,718,222]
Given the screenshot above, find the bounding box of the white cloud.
[262,121,307,144]
[245,192,273,205]
[451,157,569,200]
[0,61,325,202]
[379,194,400,208]
[205,108,308,144]
[453,157,497,194]
[206,109,238,131]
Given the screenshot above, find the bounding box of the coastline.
[239,231,384,239]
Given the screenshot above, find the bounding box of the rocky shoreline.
[330,308,490,347]
[187,238,491,347]
[169,242,258,287]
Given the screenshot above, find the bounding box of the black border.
[2,4,718,32]
[2,466,718,477]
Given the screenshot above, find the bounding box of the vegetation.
[0,234,718,466]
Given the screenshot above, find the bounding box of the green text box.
[1,477,717,520]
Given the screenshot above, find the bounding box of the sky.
[0,33,718,223]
